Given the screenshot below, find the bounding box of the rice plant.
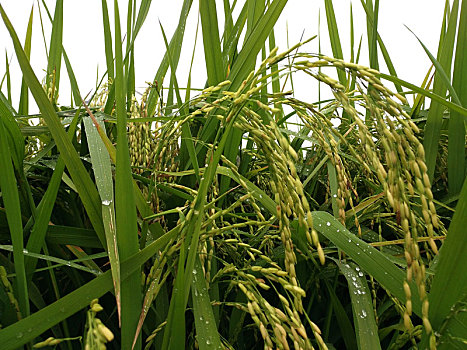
[0,1,466,349]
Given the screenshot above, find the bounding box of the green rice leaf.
[159,21,200,181]
[0,4,106,246]
[447,0,467,195]
[423,0,459,182]
[146,0,193,117]
[191,257,222,349]
[113,1,141,347]
[323,277,358,350]
[46,0,63,96]
[25,110,80,278]
[312,211,422,317]
[324,0,347,84]
[18,5,33,115]
[378,72,467,118]
[0,226,179,350]
[101,0,114,80]
[358,0,402,93]
[200,0,225,85]
[83,115,121,324]
[427,145,467,344]
[0,118,29,318]
[334,259,381,350]
[0,94,24,174]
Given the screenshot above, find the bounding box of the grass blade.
[83,115,121,324]
[2,50,12,102]
[25,111,80,277]
[228,0,288,90]
[322,277,358,350]
[366,0,379,70]
[191,257,222,349]
[335,259,381,350]
[159,22,200,181]
[0,118,29,318]
[0,95,24,174]
[406,26,460,105]
[426,177,467,348]
[447,0,467,195]
[323,0,347,84]
[0,4,106,246]
[312,211,422,317]
[200,0,225,85]
[0,226,179,350]
[358,0,402,93]
[101,0,114,80]
[377,72,467,118]
[113,1,141,347]
[146,0,193,117]
[424,0,459,182]
[18,5,33,115]
[45,0,63,98]
[206,0,288,196]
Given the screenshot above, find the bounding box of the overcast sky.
[0,0,449,110]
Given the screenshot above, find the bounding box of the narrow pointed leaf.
[83,115,121,324]
[200,0,225,85]
[313,211,422,317]
[0,227,179,350]
[46,0,63,95]
[113,1,141,347]
[447,0,467,194]
[335,259,381,350]
[424,0,459,181]
[0,118,29,318]
[18,5,33,115]
[0,4,106,246]
[191,257,222,350]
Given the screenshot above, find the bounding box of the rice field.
[0,1,466,349]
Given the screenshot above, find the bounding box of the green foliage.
[0,1,466,349]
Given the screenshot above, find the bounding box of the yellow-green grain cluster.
[0,265,21,320]
[292,55,441,347]
[84,299,114,350]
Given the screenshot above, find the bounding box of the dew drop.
[358,272,364,277]
[206,339,212,345]
[22,248,28,254]
[348,239,351,242]
[16,332,23,339]
[102,199,112,206]
[337,229,340,232]
[193,269,197,275]
[326,222,331,226]
[361,310,367,318]
[355,267,360,271]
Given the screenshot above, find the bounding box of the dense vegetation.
[0,0,466,349]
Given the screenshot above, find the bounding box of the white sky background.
[0,0,448,112]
